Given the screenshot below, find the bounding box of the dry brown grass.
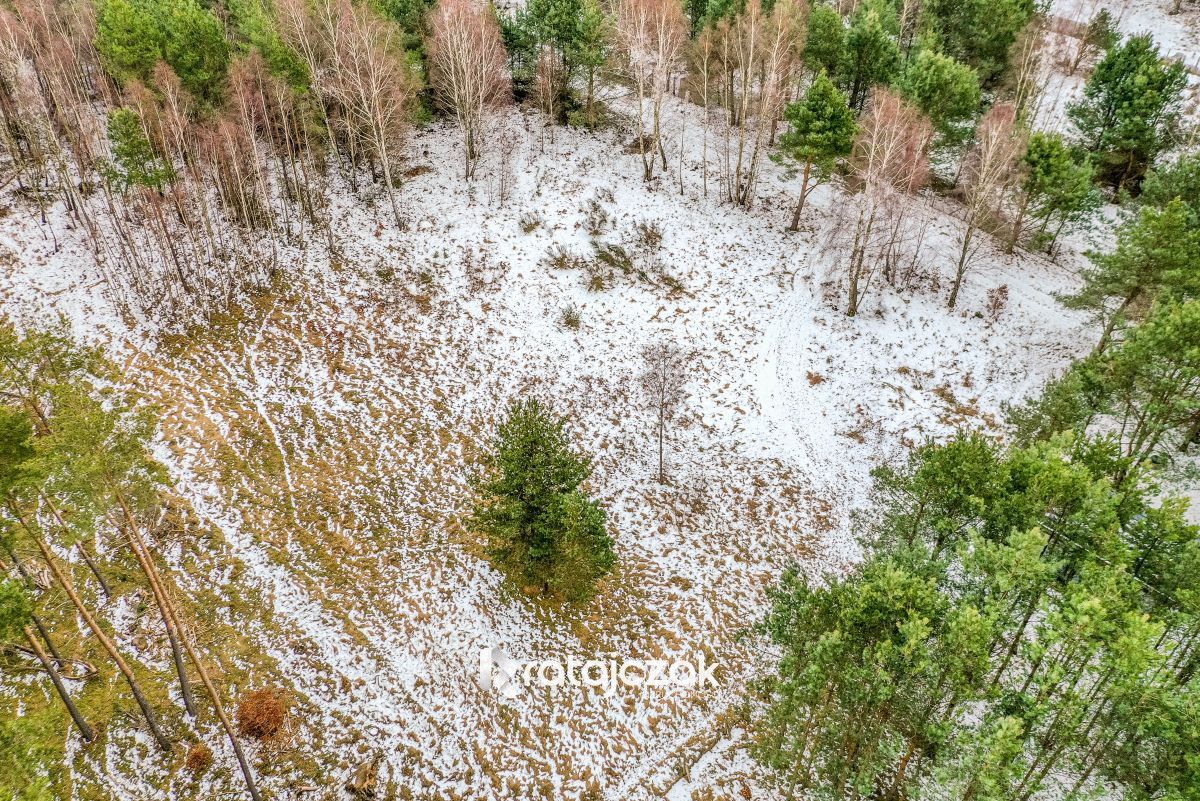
[185,743,214,774]
[236,688,289,741]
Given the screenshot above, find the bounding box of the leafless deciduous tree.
[829,88,931,316]
[688,27,718,197]
[281,0,415,225]
[616,0,687,182]
[897,0,921,52]
[639,341,692,483]
[949,103,1026,309]
[1005,16,1048,125]
[427,0,510,179]
[713,0,807,208]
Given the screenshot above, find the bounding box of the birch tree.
[615,0,687,181]
[428,0,510,178]
[638,342,691,483]
[834,88,931,316]
[948,102,1025,309]
[716,0,807,208]
[280,0,416,223]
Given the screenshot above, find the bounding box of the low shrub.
[236,688,288,741]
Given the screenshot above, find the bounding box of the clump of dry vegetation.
[236,688,289,741]
[186,743,215,774]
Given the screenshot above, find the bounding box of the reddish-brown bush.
[236,688,288,740]
[185,743,214,774]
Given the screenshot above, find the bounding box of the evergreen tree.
[508,0,608,122]
[776,71,856,230]
[701,0,741,27]
[96,0,230,104]
[756,430,1200,801]
[469,398,614,601]
[804,3,845,79]
[684,0,708,36]
[839,3,901,110]
[0,578,95,745]
[161,0,230,104]
[1068,8,1119,74]
[1067,199,1200,351]
[500,7,539,95]
[1100,300,1200,467]
[919,0,1037,84]
[1008,131,1100,253]
[1002,358,1107,446]
[937,716,1026,801]
[95,0,164,88]
[227,0,311,91]
[103,108,176,193]
[895,48,981,141]
[1138,151,1200,232]
[0,705,56,801]
[373,0,436,37]
[1068,34,1188,191]
[572,0,609,128]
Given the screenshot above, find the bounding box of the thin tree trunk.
[76,542,112,599]
[3,542,65,663]
[114,495,263,801]
[788,158,813,231]
[948,224,975,309]
[25,625,96,743]
[9,504,171,752]
[1096,290,1139,353]
[1007,193,1030,253]
[657,405,666,483]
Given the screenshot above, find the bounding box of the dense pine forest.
[0,0,1198,799]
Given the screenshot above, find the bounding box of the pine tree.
[0,579,95,744]
[0,323,265,798]
[804,3,845,79]
[96,0,230,104]
[683,0,707,36]
[469,398,614,601]
[1067,34,1187,191]
[840,3,901,110]
[1002,358,1107,446]
[942,716,1026,801]
[0,405,172,752]
[573,0,609,128]
[1067,8,1119,75]
[1008,131,1100,253]
[521,0,592,121]
[0,705,57,801]
[95,0,165,88]
[919,0,1037,84]
[895,48,981,142]
[103,108,176,192]
[1138,151,1200,232]
[227,0,312,90]
[757,429,1200,801]
[374,0,437,37]
[776,71,856,230]
[1067,199,1200,351]
[1100,300,1200,467]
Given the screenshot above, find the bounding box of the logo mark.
[478,646,521,698]
[477,646,718,697]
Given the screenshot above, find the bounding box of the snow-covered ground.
[2,6,1196,796]
[0,98,1099,797]
[1051,0,1200,65]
